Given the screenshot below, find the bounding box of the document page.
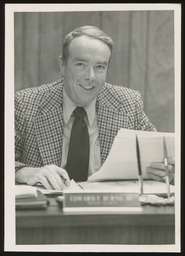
[88,129,174,181]
[78,180,175,194]
[15,185,38,198]
[34,179,82,194]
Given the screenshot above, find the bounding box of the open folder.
[88,129,174,181]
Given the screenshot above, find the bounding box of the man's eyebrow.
[72,58,108,65]
[72,58,87,62]
[96,61,108,65]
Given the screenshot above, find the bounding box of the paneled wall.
[14,11,174,132]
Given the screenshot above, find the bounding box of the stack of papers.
[15,186,49,210]
[88,128,174,181]
[79,180,175,195]
[35,179,83,195]
[15,185,37,198]
[15,179,175,203]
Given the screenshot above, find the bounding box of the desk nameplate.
[62,191,142,212]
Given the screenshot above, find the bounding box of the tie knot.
[74,107,86,118]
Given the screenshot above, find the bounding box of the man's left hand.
[146,157,175,184]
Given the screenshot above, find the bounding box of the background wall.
[14,11,174,132]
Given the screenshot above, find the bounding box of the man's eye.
[96,65,106,71]
[76,63,84,67]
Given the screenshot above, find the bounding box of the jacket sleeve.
[15,92,29,171]
[134,91,157,131]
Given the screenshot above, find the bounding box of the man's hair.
[62,26,113,63]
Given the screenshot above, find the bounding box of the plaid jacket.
[15,79,156,170]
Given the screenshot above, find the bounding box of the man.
[15,26,174,190]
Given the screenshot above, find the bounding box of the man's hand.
[15,165,70,190]
[146,157,175,184]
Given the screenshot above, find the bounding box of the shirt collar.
[63,88,96,126]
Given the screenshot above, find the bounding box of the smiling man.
[15,26,169,190]
[60,34,111,106]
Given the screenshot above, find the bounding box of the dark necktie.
[66,107,89,181]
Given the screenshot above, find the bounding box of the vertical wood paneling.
[14,11,174,132]
[102,11,131,87]
[23,13,40,88]
[63,11,101,35]
[39,13,65,85]
[146,11,174,132]
[129,11,149,101]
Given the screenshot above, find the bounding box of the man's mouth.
[79,84,95,90]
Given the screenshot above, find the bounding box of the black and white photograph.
[5,3,181,252]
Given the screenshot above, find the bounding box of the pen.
[136,135,143,195]
[77,183,84,190]
[163,137,170,198]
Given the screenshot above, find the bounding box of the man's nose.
[84,67,96,81]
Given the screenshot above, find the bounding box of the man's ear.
[58,56,65,76]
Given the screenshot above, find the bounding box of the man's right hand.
[15,165,70,190]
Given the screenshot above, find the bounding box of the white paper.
[35,179,82,194]
[15,185,37,198]
[63,179,83,191]
[88,128,174,181]
[78,180,175,194]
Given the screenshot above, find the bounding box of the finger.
[45,165,67,190]
[43,170,64,190]
[150,162,165,170]
[150,162,174,173]
[42,165,69,190]
[146,166,174,183]
[37,173,53,190]
[146,166,165,177]
[148,174,163,182]
[52,172,67,190]
[38,166,61,190]
[146,170,164,182]
[55,167,71,186]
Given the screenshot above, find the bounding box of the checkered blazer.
[15,79,156,170]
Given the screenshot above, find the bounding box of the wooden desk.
[16,197,175,244]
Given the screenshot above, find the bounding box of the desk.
[16,197,175,244]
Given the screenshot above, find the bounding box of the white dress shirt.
[61,88,101,177]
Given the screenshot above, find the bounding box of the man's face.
[60,36,111,107]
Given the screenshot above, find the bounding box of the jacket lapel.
[97,86,130,164]
[34,86,64,166]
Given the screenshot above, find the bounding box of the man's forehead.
[68,35,111,60]
[69,35,109,51]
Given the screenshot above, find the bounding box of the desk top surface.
[16,197,175,228]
